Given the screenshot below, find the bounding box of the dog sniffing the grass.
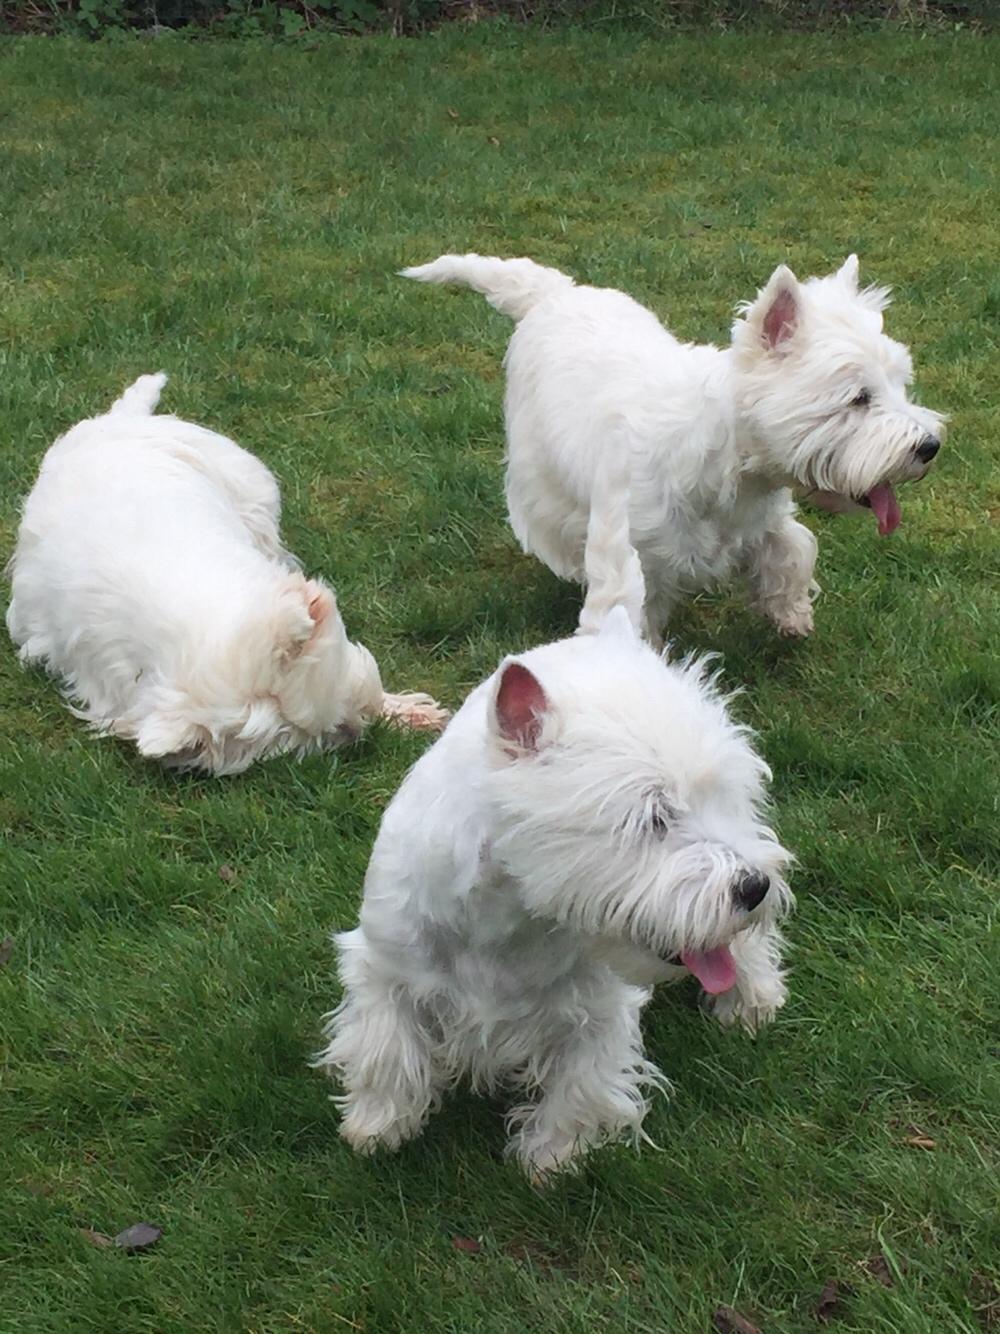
[317,452,793,1182]
[6,374,447,775]
[404,252,944,642]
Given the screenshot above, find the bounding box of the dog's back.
[11,407,284,675]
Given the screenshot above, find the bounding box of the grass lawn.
[1,24,999,1333]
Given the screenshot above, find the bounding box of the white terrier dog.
[403,253,944,640]
[317,453,793,1180]
[6,374,447,775]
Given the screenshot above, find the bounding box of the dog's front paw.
[380,692,450,732]
[771,603,814,638]
[339,1094,426,1156]
[512,1131,583,1188]
[709,976,787,1034]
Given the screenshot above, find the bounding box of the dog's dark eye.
[851,389,871,408]
[622,792,678,842]
[647,807,672,838]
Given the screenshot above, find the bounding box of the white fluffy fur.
[403,252,945,640]
[6,374,447,775]
[317,457,793,1180]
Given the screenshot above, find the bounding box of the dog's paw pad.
[737,1004,781,1034]
[512,1128,586,1186]
[380,693,450,732]
[775,609,814,638]
[340,1125,383,1156]
[339,1096,426,1155]
[709,986,786,1033]
[518,1149,581,1188]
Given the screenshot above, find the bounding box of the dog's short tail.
[107,372,168,417]
[578,433,646,638]
[400,253,574,322]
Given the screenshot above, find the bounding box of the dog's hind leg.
[504,449,589,584]
[641,579,681,651]
[744,512,818,638]
[315,934,442,1154]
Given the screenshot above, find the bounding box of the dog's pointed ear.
[837,253,860,289]
[278,577,338,662]
[491,660,550,755]
[751,265,802,353]
[304,579,336,631]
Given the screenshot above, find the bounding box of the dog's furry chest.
[632,476,778,591]
[393,866,617,1085]
[424,865,590,1002]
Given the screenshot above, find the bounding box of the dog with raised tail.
[403,252,944,641]
[316,449,793,1181]
[6,374,447,775]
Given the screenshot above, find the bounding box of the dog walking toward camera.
[6,374,447,775]
[317,451,794,1181]
[403,252,944,642]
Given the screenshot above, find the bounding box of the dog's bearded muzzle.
[803,419,944,537]
[640,864,782,996]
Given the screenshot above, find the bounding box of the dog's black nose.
[915,436,940,464]
[734,871,770,912]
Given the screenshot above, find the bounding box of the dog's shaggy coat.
[318,453,793,1179]
[7,374,446,774]
[404,253,944,640]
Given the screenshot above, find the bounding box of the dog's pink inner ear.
[306,581,333,629]
[495,662,548,752]
[762,286,799,350]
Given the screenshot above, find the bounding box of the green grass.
[1,26,998,1334]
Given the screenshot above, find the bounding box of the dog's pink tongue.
[866,483,901,536]
[680,946,738,995]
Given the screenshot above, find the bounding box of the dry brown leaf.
[712,1306,762,1334]
[815,1279,847,1323]
[22,1180,54,1197]
[451,1235,482,1254]
[79,1228,113,1248]
[971,1273,1000,1328]
[863,1253,894,1288]
[114,1222,163,1251]
[218,864,236,884]
[501,1235,577,1276]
